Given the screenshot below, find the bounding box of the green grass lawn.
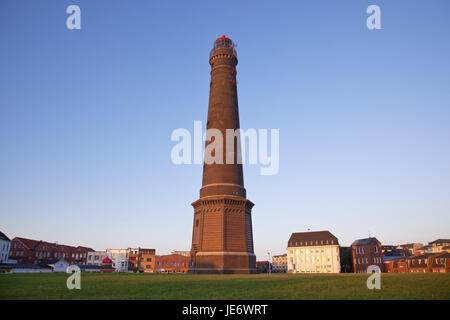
[0,272,449,300]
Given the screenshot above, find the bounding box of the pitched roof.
[0,231,10,241]
[398,243,414,248]
[382,255,404,262]
[428,239,450,245]
[351,237,380,246]
[384,255,405,262]
[12,237,94,251]
[383,249,407,257]
[13,237,41,249]
[288,231,338,247]
[102,256,113,264]
[408,253,436,260]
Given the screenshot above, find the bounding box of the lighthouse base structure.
[189,252,256,274]
[188,196,256,274]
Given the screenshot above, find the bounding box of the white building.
[0,231,11,263]
[106,249,129,272]
[87,251,109,266]
[52,258,70,272]
[287,230,341,273]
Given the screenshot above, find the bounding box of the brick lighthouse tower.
[189,36,256,274]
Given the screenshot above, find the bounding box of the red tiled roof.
[14,237,42,249]
[216,35,229,42]
[408,253,440,261]
[429,239,450,245]
[12,237,93,251]
[351,237,381,246]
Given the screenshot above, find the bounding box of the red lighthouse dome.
[215,35,230,42]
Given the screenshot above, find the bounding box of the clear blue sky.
[1,0,449,260]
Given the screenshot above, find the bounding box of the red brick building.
[384,257,408,273]
[156,254,190,273]
[9,237,94,264]
[407,253,434,273]
[430,252,450,273]
[384,252,450,273]
[407,253,450,273]
[128,248,156,273]
[351,237,384,273]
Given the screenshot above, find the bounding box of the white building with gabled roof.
[287,230,341,273]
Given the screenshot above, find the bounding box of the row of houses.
[354,238,450,273]
[385,252,450,273]
[5,235,94,265]
[87,249,190,273]
[262,231,450,274]
[0,231,190,274]
[2,230,449,274]
[0,252,191,274]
